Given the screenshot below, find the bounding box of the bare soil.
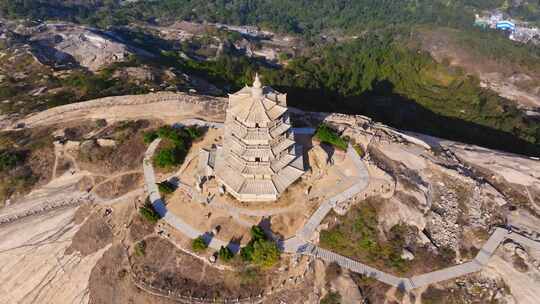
[65,206,113,257]
[75,120,156,175]
[129,212,156,242]
[130,237,270,299]
[93,172,144,199]
[89,244,177,304]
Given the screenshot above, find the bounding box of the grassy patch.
[353,144,365,158]
[320,198,409,274]
[315,124,348,150]
[134,240,146,256]
[0,130,54,203]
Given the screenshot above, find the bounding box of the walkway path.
[283,145,370,251]
[298,227,540,292]
[143,139,239,252]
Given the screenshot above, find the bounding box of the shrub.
[157,181,176,194]
[139,203,160,223]
[438,246,456,264]
[154,147,185,168]
[192,236,208,253]
[218,246,234,262]
[315,124,348,150]
[240,226,280,268]
[320,199,411,274]
[95,119,107,128]
[251,239,280,268]
[0,150,25,171]
[320,291,342,304]
[143,131,158,144]
[421,286,448,304]
[134,240,146,256]
[325,262,342,284]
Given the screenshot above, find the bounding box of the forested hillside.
[169,34,539,155]
[0,0,503,33]
[1,1,538,33]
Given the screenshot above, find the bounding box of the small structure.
[496,20,516,31]
[198,74,304,202]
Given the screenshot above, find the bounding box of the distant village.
[475,11,540,45]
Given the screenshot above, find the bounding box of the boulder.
[401,248,415,261]
[308,145,331,172]
[503,241,518,252]
[515,247,528,261]
[97,138,116,147]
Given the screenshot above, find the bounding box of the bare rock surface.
[28,23,150,71]
[0,207,108,304]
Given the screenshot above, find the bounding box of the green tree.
[192,236,208,253]
[157,181,176,194]
[218,246,234,262]
[315,124,348,150]
[251,239,280,268]
[139,202,160,223]
[240,226,280,268]
[143,131,158,144]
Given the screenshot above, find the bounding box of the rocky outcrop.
[1,21,153,71]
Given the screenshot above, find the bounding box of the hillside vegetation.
[0,0,506,33]
[175,33,539,155]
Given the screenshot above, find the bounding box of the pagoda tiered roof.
[213,74,305,202]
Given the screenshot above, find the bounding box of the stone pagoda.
[199,74,304,202]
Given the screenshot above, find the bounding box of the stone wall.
[18,92,227,128]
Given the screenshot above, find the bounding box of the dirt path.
[90,170,143,193]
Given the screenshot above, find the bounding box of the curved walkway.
[143,139,238,252]
[299,227,540,292]
[283,145,370,251]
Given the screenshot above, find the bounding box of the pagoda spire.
[253,73,262,88]
[252,73,263,98]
